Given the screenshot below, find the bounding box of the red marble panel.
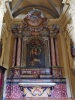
[12,38,17,67]
[16,37,22,66]
[50,38,56,66]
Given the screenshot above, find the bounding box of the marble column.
[21,37,28,67]
[48,38,51,67]
[43,37,50,67]
[54,38,60,66]
[50,37,56,66]
[16,35,22,67]
[12,37,17,67]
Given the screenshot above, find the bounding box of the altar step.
[7,78,66,84]
[6,98,75,100]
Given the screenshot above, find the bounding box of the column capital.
[23,36,28,41]
[50,33,57,38]
[66,23,75,44]
[43,36,49,41]
[14,33,22,39]
[17,34,22,38]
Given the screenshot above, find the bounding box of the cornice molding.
[62,0,70,4]
[66,24,74,34]
[58,4,71,29]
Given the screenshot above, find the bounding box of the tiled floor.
[6,98,75,100]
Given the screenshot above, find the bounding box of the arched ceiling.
[9,0,63,19]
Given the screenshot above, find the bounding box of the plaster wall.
[63,31,75,97]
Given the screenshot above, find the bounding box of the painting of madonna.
[27,39,45,67]
[27,47,45,67]
[30,48,41,66]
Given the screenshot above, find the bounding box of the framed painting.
[26,39,45,68]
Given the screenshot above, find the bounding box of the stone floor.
[6,98,75,100]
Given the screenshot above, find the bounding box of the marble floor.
[6,98,75,100]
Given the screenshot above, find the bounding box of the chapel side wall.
[57,34,64,68]
[64,30,75,97]
[8,33,14,68]
[57,1,75,97]
[0,25,14,99]
[58,30,72,98]
[70,74,75,97]
[2,31,14,69]
[2,8,14,69]
[59,4,75,96]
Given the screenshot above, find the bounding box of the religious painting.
[26,39,45,67]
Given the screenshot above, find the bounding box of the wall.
[63,30,75,97]
[0,24,14,69]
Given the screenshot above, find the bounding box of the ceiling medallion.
[24,8,47,27]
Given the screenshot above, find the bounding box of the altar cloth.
[19,82,56,87]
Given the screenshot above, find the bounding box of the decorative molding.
[48,24,59,35]
[58,4,70,30]
[67,24,74,33]
[24,8,46,27]
[12,9,60,37]
[62,0,70,4]
[43,37,49,41]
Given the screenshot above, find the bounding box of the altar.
[18,82,56,97]
[6,73,67,98]
[6,9,68,99]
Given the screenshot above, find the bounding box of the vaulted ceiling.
[9,0,64,19]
